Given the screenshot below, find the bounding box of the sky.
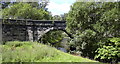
[46,0,76,16]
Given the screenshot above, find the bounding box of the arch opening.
[38,29,73,43]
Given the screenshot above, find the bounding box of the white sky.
[46,0,76,16]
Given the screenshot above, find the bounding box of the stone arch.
[38,28,73,43]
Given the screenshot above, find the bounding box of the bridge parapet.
[2,19,66,27]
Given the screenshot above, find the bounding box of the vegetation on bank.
[2,41,96,62]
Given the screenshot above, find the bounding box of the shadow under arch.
[38,29,73,43]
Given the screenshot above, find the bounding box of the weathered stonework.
[2,19,66,42]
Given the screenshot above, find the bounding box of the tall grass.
[2,41,96,62]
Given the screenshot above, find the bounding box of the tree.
[2,3,51,20]
[52,14,67,21]
[66,2,120,59]
[52,15,62,20]
[1,0,49,10]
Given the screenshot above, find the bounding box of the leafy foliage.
[95,38,120,62]
[1,0,49,9]
[2,3,51,20]
[66,2,120,60]
[41,30,64,47]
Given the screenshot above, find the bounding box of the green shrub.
[95,37,120,62]
[95,45,118,59]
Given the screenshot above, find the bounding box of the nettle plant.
[95,37,120,62]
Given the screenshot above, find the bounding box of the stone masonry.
[2,19,66,42]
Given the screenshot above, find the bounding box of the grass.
[41,49,95,62]
[1,41,97,62]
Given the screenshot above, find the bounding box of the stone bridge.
[1,19,73,42]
